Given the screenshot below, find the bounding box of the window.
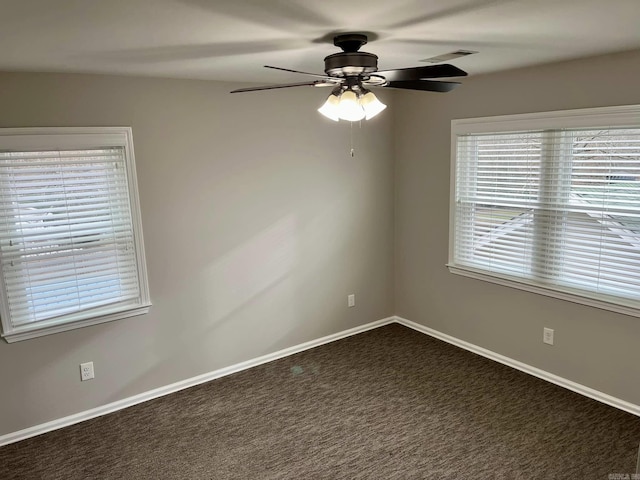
[449,105,640,317]
[0,127,150,342]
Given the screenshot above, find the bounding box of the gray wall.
[0,73,395,436]
[3,48,640,438]
[394,49,640,405]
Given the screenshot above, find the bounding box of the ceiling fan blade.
[230,80,335,93]
[264,65,331,79]
[384,80,461,93]
[376,64,467,82]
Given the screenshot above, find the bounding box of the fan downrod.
[333,34,368,53]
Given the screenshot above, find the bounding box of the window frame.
[0,127,150,342]
[448,104,640,317]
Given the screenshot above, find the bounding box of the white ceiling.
[1,0,640,86]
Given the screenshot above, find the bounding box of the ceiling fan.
[230,33,468,122]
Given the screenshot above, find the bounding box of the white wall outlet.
[80,361,95,381]
[347,294,355,307]
[543,327,554,346]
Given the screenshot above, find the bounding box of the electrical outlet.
[348,294,355,307]
[543,327,554,346]
[80,361,95,381]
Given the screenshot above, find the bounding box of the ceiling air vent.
[420,50,478,63]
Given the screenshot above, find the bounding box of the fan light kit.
[231,33,468,122]
[318,86,386,122]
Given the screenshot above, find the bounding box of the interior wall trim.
[0,316,396,447]
[394,316,640,417]
[3,314,638,447]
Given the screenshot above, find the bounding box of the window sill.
[1,304,151,343]
[447,264,640,318]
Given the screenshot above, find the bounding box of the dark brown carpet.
[1,323,639,479]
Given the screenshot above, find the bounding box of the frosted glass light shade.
[317,94,340,121]
[360,91,387,120]
[337,91,365,121]
[318,89,386,122]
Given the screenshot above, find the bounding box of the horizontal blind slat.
[454,126,640,305]
[0,144,144,327]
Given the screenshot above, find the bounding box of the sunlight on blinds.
[453,127,640,307]
[0,148,140,327]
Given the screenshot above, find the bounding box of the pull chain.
[350,121,354,157]
[349,120,362,157]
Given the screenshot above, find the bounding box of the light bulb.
[360,91,387,120]
[337,90,365,122]
[317,94,340,121]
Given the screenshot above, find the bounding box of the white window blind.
[449,106,640,316]
[0,128,150,342]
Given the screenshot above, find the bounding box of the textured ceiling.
[1,0,639,85]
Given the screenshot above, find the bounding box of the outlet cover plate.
[80,361,95,381]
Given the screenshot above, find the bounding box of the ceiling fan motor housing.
[324,33,378,77]
[324,52,378,77]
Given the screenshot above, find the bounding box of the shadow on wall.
[108,214,300,399]
[203,215,298,322]
[100,170,374,404]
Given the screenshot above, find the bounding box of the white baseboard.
[4,315,638,448]
[0,316,396,447]
[394,316,640,417]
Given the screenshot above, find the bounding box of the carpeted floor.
[1,323,639,479]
